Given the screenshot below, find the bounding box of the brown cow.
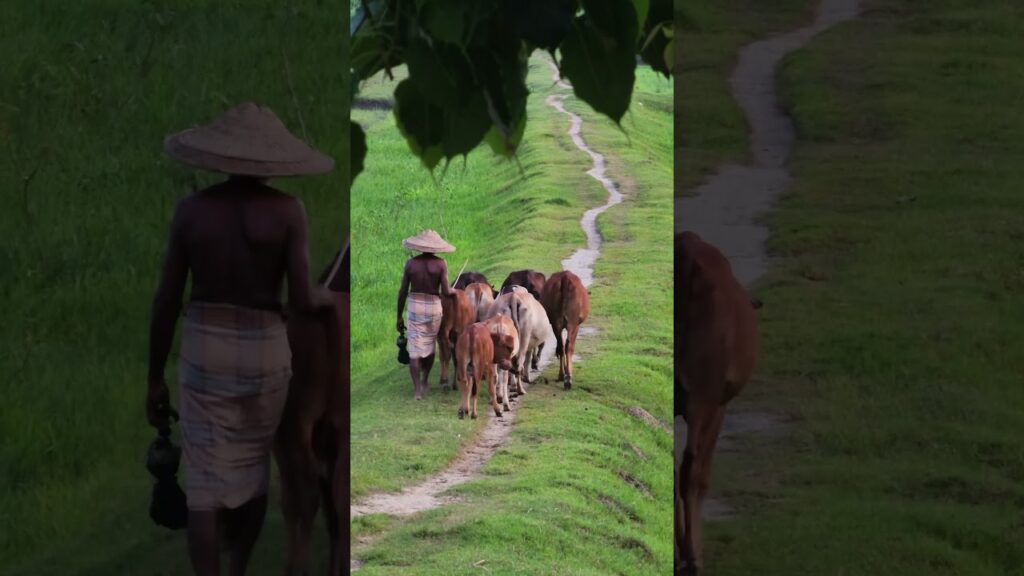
[500,269,546,301]
[465,282,496,322]
[439,288,476,391]
[540,270,589,390]
[455,322,516,419]
[275,249,349,576]
[675,232,759,574]
[453,271,496,296]
[500,270,547,369]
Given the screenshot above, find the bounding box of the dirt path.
[673,0,861,519]
[350,59,624,572]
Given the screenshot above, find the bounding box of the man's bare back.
[405,255,449,295]
[177,178,306,310]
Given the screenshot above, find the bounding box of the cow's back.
[454,271,489,290]
[465,282,495,322]
[442,289,475,336]
[483,314,520,357]
[501,269,547,301]
[541,270,589,326]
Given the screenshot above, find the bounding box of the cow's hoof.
[503,405,511,412]
[494,410,502,418]
[564,381,572,391]
[556,374,564,382]
[471,413,478,420]
[458,410,465,419]
[496,396,503,404]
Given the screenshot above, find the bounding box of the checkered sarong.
[406,292,442,359]
[177,302,291,511]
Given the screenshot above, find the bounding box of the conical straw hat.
[163,102,334,177]
[402,229,455,253]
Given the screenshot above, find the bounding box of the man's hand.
[396,317,405,333]
[313,285,338,309]
[146,378,171,429]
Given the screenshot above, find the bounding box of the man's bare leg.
[421,353,435,393]
[188,510,221,576]
[410,358,423,399]
[225,494,268,576]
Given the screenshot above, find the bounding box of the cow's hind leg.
[439,337,452,391]
[470,373,479,419]
[487,365,502,417]
[680,402,723,575]
[532,342,544,370]
[457,365,470,419]
[564,323,581,390]
[554,326,567,382]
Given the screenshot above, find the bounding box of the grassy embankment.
[350,58,674,573]
[0,2,347,573]
[683,1,1024,574]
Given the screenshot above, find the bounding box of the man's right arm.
[397,260,410,331]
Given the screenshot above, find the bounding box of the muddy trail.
[674,0,861,520]
[350,60,625,571]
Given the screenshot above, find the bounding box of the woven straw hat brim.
[402,229,455,253]
[163,102,334,177]
[402,239,456,253]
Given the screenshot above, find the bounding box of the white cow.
[487,288,553,396]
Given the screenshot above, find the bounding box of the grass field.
[0,2,347,573]
[684,1,1024,574]
[350,58,674,573]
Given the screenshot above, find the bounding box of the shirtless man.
[149,103,335,576]
[395,229,456,400]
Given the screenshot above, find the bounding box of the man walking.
[396,229,456,400]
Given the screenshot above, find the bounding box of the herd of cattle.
[437,268,590,420]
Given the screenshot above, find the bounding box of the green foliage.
[350,0,672,174]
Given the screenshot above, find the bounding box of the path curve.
[674,0,860,284]
[350,58,624,570]
[546,62,625,288]
[673,0,861,519]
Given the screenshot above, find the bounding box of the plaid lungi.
[406,292,442,359]
[177,301,291,511]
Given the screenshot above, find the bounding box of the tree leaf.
[351,121,367,184]
[393,79,492,170]
[505,0,577,51]
[631,0,649,33]
[559,0,638,123]
[404,37,476,108]
[638,0,672,77]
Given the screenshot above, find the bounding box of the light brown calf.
[439,288,475,391]
[675,232,759,574]
[481,314,519,412]
[455,322,515,420]
[540,270,589,390]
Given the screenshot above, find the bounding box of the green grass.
[684,1,1024,574]
[0,1,347,572]
[676,0,812,194]
[350,57,673,573]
